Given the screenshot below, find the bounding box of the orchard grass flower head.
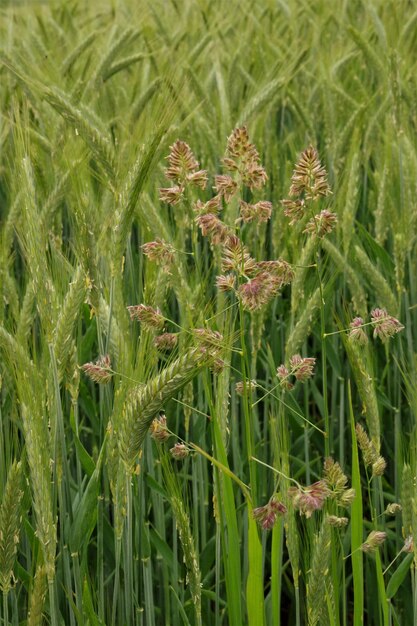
[239,200,272,224]
[142,239,175,269]
[164,140,199,182]
[288,480,330,518]
[81,355,112,384]
[221,235,257,275]
[277,364,293,390]
[289,354,316,382]
[214,175,238,202]
[348,317,368,345]
[372,456,387,477]
[282,198,305,224]
[253,259,294,287]
[361,530,387,554]
[159,185,184,205]
[170,443,189,460]
[304,210,337,237]
[371,308,404,342]
[327,515,349,528]
[355,423,384,477]
[237,272,279,311]
[385,503,402,515]
[193,195,221,215]
[216,273,236,292]
[150,415,170,443]
[252,496,287,530]
[338,488,356,507]
[195,213,231,244]
[403,536,414,553]
[193,328,224,349]
[235,379,258,395]
[185,169,208,189]
[154,333,178,351]
[277,354,315,388]
[127,304,165,330]
[289,145,331,200]
[222,126,268,190]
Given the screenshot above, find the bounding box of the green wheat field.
[1,0,417,624]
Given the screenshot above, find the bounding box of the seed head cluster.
[277,354,316,390]
[252,496,287,530]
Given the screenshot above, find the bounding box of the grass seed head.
[361,530,387,553]
[81,355,112,384]
[127,304,165,330]
[170,443,189,460]
[371,308,404,342]
[348,317,368,345]
[165,140,199,182]
[289,145,331,200]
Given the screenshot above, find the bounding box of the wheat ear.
[0,461,24,594]
[118,348,214,468]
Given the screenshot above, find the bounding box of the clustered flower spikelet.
[371,308,404,342]
[288,480,329,518]
[195,213,231,244]
[403,536,414,553]
[289,145,332,200]
[252,496,287,530]
[193,196,221,215]
[355,423,386,477]
[215,274,236,292]
[193,328,224,349]
[323,458,356,508]
[214,175,238,202]
[282,198,305,225]
[385,503,402,515]
[239,200,272,224]
[165,140,203,183]
[303,209,338,237]
[235,380,258,395]
[282,145,335,231]
[160,140,208,204]
[277,354,316,389]
[81,355,112,384]
[237,272,277,311]
[348,310,404,344]
[150,415,170,443]
[327,515,349,528]
[348,317,368,345]
[170,443,189,460]
[222,126,268,190]
[361,530,387,554]
[221,236,257,275]
[127,304,165,330]
[159,185,184,205]
[154,333,178,351]
[142,239,175,271]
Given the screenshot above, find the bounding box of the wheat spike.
[322,239,367,316]
[53,265,89,381]
[344,339,380,448]
[286,287,321,359]
[20,403,56,581]
[118,348,215,468]
[354,245,397,315]
[0,461,24,594]
[401,464,413,539]
[61,31,99,75]
[42,86,117,191]
[307,520,332,626]
[27,565,48,626]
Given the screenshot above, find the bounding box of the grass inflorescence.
[0,1,416,624]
